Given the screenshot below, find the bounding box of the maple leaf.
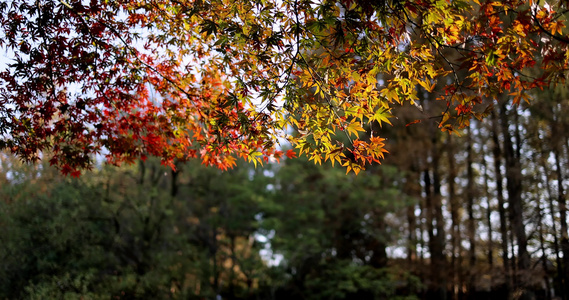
[371,108,393,127]
[345,122,366,137]
[286,149,297,159]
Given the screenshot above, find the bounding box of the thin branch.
[60,0,200,101]
[532,9,569,44]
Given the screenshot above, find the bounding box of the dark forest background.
[2,85,569,300]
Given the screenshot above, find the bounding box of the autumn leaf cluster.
[0,0,567,174]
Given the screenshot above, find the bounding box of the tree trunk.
[491,110,512,298]
[406,160,421,265]
[433,139,447,300]
[425,128,447,300]
[447,135,460,300]
[482,158,494,267]
[500,104,533,299]
[542,153,565,300]
[537,198,553,300]
[553,141,569,298]
[466,126,476,268]
[465,126,477,298]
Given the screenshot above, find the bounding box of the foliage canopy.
[1,0,567,174]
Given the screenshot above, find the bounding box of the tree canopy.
[1,0,567,174]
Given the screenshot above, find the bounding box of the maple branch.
[265,52,299,107]
[403,10,483,57]
[256,12,301,114]
[299,53,355,147]
[60,0,199,103]
[57,1,114,115]
[107,30,198,101]
[59,0,72,10]
[532,9,569,44]
[249,0,302,125]
[402,10,469,110]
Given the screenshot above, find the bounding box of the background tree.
[259,156,420,300]
[0,155,270,299]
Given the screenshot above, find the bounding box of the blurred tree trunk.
[466,125,477,298]
[425,128,447,300]
[405,161,421,265]
[482,158,493,267]
[500,104,533,299]
[433,133,447,300]
[447,135,461,300]
[552,122,569,298]
[491,110,512,298]
[542,153,565,299]
[537,197,553,300]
